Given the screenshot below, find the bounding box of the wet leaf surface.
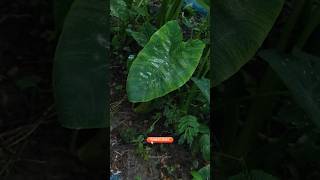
[127,20,205,102]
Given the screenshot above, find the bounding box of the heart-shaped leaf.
[212,0,284,86]
[127,20,205,102]
[53,0,108,129]
[259,49,320,128]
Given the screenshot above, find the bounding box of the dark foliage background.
[0,1,105,179]
[213,0,320,179]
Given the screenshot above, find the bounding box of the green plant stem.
[182,47,209,113]
[182,85,198,113]
[168,0,183,21]
[157,0,168,26]
[134,0,149,23]
[157,0,183,26]
[196,48,210,77]
[137,0,144,7]
[202,60,210,78]
[277,0,307,50]
[232,0,305,158]
[231,69,282,157]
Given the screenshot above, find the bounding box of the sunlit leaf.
[127,20,205,102]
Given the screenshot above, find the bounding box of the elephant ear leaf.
[53,0,108,129]
[127,20,205,102]
[212,0,284,86]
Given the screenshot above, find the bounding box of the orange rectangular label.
[146,137,174,144]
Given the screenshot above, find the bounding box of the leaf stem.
[182,85,198,113]
[277,0,307,51]
[232,68,282,157]
[182,47,210,113]
[196,47,210,77]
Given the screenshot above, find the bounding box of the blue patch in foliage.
[110,174,121,180]
[184,0,208,15]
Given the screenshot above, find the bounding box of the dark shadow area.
[0,1,105,179]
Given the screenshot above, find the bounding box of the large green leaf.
[53,0,108,129]
[259,49,320,128]
[127,20,205,102]
[212,0,284,86]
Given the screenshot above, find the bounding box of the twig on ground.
[0,104,55,176]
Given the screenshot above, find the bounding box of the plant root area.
[110,104,193,180]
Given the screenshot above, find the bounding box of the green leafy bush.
[177,115,200,145]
